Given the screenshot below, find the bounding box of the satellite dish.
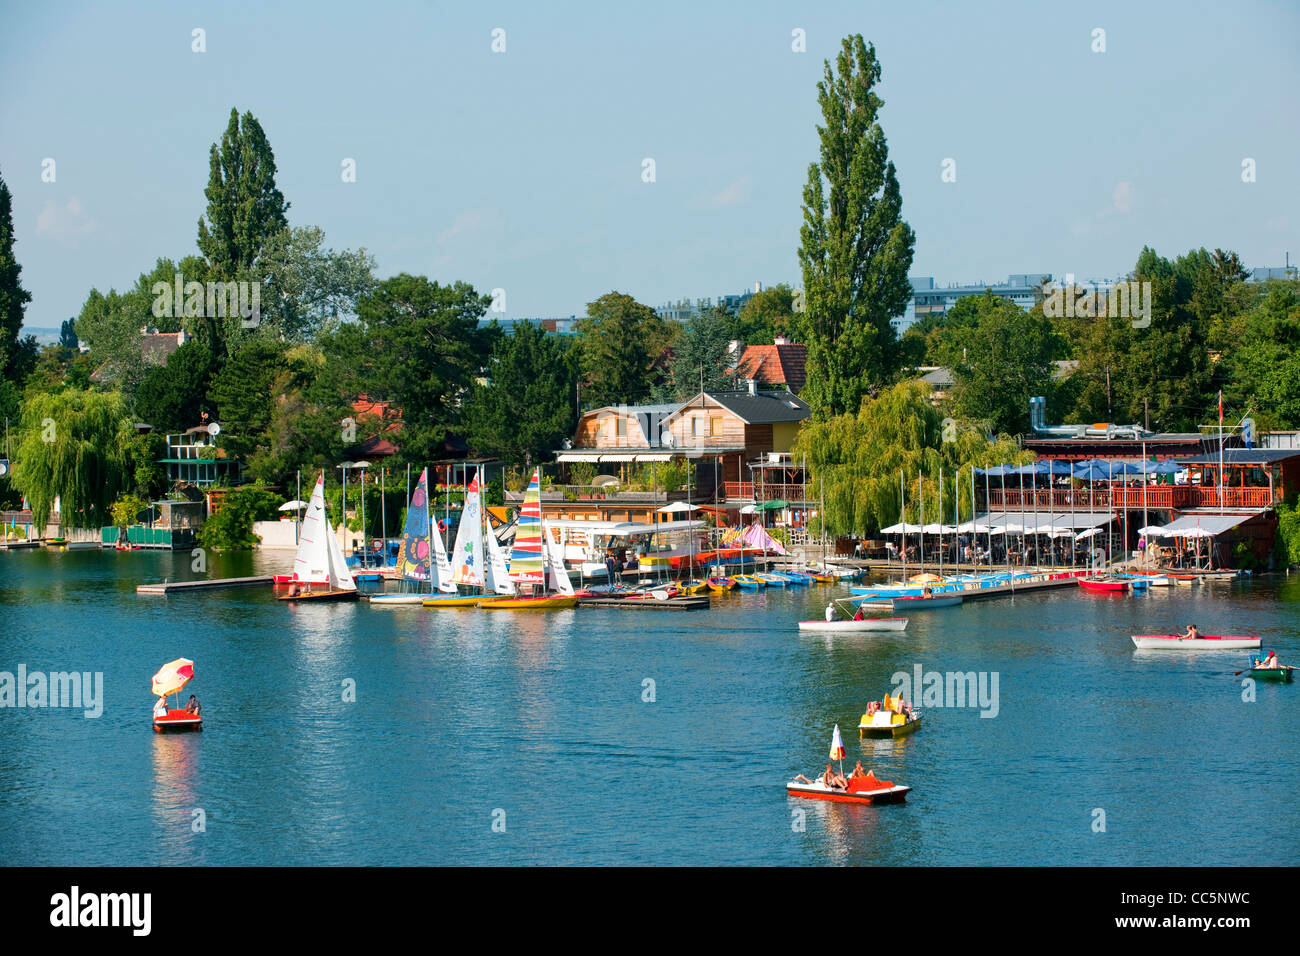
[562,438,573,450]
[0,460,8,478]
[207,422,221,436]
[661,430,675,447]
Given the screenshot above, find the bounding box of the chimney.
[747,378,757,396]
[774,334,786,346]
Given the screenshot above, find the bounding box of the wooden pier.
[137,575,273,594]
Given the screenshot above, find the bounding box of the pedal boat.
[786,774,910,805]
[153,709,203,733]
[858,707,922,738]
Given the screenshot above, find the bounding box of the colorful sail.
[451,473,485,587]
[509,467,545,583]
[395,468,432,583]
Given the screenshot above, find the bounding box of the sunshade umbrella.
[760,499,789,511]
[151,658,194,698]
[1136,525,1165,536]
[278,500,308,511]
[738,504,759,515]
[829,724,846,778]
[657,502,699,513]
[1075,528,1103,540]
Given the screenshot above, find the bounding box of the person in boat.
[824,764,849,790]
[850,761,869,779]
[922,586,933,598]
[1180,624,1200,640]
[1256,650,1278,669]
[185,695,201,716]
[853,604,865,621]
[153,696,168,719]
[825,602,836,622]
[287,581,299,597]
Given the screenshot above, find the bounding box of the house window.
[616,417,627,438]
[710,417,723,436]
[692,417,707,438]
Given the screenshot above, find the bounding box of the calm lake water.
[2,548,1297,866]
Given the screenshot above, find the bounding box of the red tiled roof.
[734,343,808,393]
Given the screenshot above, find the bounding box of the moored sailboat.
[479,468,578,610]
[278,473,359,602]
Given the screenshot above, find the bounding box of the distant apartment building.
[897,274,1051,333]
[657,282,767,322]
[478,316,579,334]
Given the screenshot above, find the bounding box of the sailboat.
[278,473,359,602]
[422,470,499,607]
[370,468,439,605]
[479,468,578,610]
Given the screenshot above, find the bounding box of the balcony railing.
[989,486,1274,511]
[721,482,811,501]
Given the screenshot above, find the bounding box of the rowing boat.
[1131,634,1261,650]
[1079,576,1131,593]
[753,573,788,587]
[732,574,765,589]
[891,595,961,610]
[706,576,735,592]
[1249,665,1294,683]
[797,617,908,633]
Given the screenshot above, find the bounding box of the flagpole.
[900,469,907,580]
[1219,390,1225,513]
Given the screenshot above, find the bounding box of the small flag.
[829,724,846,762]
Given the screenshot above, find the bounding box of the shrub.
[197,486,281,551]
[110,494,151,528]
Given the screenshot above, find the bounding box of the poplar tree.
[0,169,36,383]
[798,36,915,417]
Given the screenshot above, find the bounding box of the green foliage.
[575,291,676,407]
[249,225,376,342]
[110,493,150,527]
[792,380,1030,534]
[0,168,36,385]
[1276,500,1300,568]
[315,274,494,464]
[627,459,690,492]
[729,285,798,345]
[12,390,132,529]
[663,308,733,400]
[123,430,167,500]
[196,485,280,551]
[798,36,915,417]
[197,108,290,279]
[566,461,597,486]
[209,337,288,462]
[1216,279,1300,430]
[133,339,216,432]
[463,320,577,467]
[931,291,1067,435]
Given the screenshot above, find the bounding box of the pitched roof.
[735,343,808,393]
[704,389,810,424]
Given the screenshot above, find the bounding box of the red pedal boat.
[153,709,202,732]
[786,774,911,805]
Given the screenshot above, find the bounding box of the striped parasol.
[151,658,194,698]
[829,724,846,777]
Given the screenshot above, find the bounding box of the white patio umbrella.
[1075,527,1103,540]
[1136,525,1165,536]
[739,504,759,515]
[657,502,699,513]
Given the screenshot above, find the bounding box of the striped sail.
[451,473,485,587]
[395,468,432,584]
[509,468,545,583]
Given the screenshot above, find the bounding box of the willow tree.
[798,36,915,417]
[792,379,1030,535]
[12,390,132,530]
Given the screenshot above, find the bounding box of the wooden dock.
[578,595,711,611]
[137,575,273,594]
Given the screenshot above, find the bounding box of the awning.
[1149,514,1257,537]
[555,451,604,462]
[600,454,635,462]
[634,453,672,462]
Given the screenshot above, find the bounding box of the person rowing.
[1255,650,1278,669]
[1180,623,1200,640]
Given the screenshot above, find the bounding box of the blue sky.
[2,0,1297,332]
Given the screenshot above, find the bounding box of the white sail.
[486,524,516,595]
[450,474,486,587]
[545,526,574,595]
[291,474,332,584]
[431,517,456,593]
[325,505,357,591]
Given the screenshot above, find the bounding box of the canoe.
[891,595,961,610]
[858,711,923,739]
[277,589,360,602]
[153,709,203,733]
[422,594,491,608]
[1131,634,1261,650]
[706,576,735,592]
[733,575,765,590]
[798,618,908,633]
[1079,578,1131,593]
[786,777,910,805]
[478,595,580,610]
[1250,665,1294,683]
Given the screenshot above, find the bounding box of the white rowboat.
[798,618,908,633]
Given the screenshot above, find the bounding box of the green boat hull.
[1251,667,1294,683]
